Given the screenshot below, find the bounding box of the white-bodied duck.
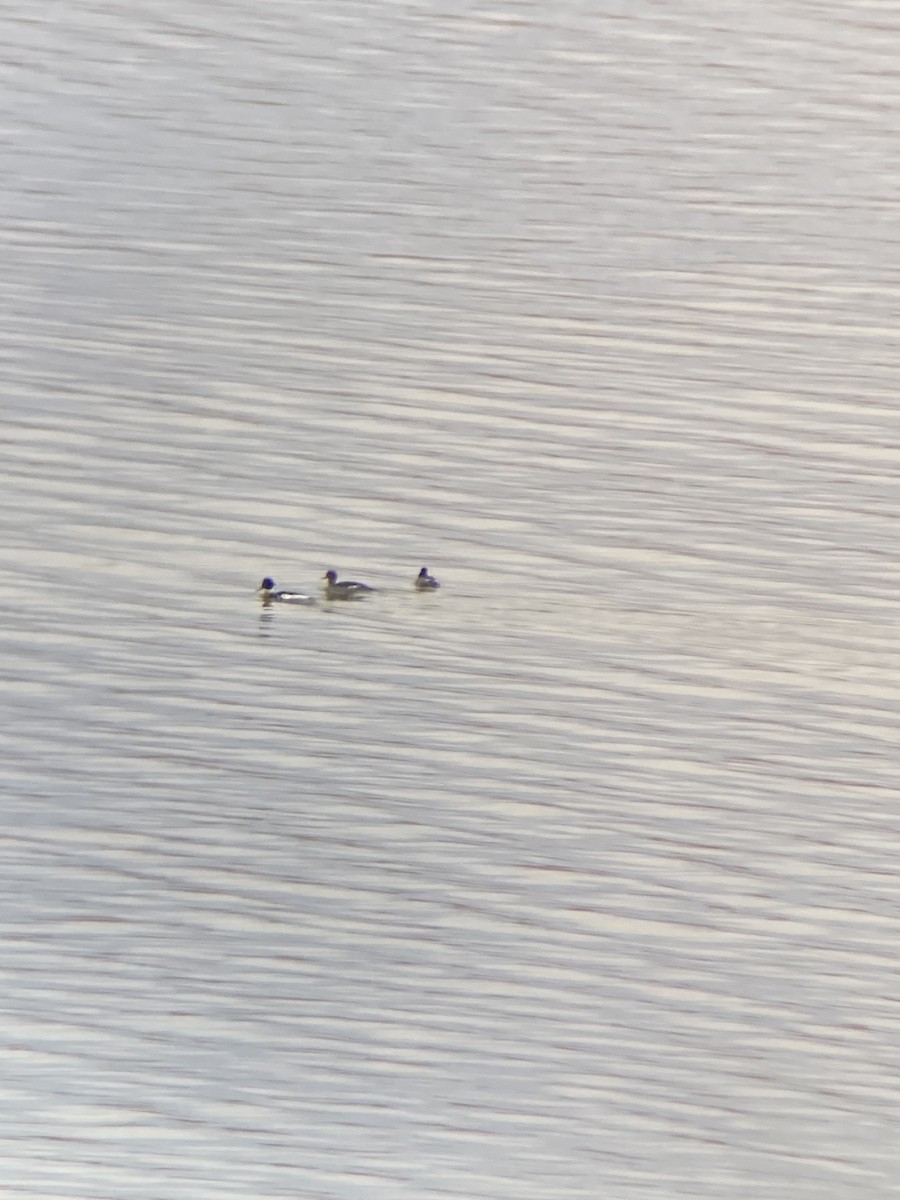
[257,577,316,605]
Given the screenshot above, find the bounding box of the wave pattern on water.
[3,1,900,1197]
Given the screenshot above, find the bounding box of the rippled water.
[4,2,900,1197]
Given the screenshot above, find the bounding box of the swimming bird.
[257,577,316,605]
[415,566,440,590]
[322,569,374,599]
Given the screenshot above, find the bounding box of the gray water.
[3,2,900,1197]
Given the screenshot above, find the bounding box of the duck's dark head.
[259,577,275,592]
[323,569,338,584]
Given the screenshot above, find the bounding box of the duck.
[322,569,375,599]
[415,566,440,590]
[257,577,316,605]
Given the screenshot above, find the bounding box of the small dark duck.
[415,566,440,590]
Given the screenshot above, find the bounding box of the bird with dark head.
[257,577,316,604]
[415,567,440,590]
[322,569,375,599]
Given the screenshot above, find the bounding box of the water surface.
[3,2,900,1197]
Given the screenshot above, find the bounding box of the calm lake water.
[4,1,900,1197]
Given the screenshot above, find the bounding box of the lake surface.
[3,1,900,1196]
